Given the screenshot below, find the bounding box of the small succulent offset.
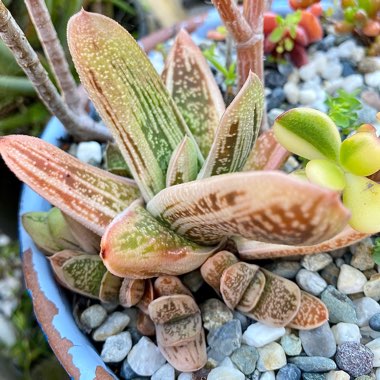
[0,3,377,374]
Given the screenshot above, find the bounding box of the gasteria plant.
[0,0,377,374]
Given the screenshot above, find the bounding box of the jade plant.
[0,0,377,374]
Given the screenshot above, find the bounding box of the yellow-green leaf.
[305,159,346,191]
[273,108,341,161]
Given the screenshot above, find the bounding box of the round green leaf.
[306,159,346,191]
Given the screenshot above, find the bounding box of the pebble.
[178,374,192,380]
[363,273,380,301]
[299,89,317,105]
[242,323,285,348]
[219,356,236,369]
[350,239,375,271]
[325,370,350,380]
[355,376,373,380]
[337,264,367,294]
[358,57,380,73]
[321,263,340,287]
[296,269,327,296]
[284,82,299,104]
[182,270,203,292]
[207,367,245,380]
[230,345,259,375]
[321,286,358,324]
[337,40,357,59]
[76,141,102,165]
[321,62,343,80]
[257,342,287,371]
[101,331,132,363]
[266,69,287,89]
[120,360,138,380]
[201,298,234,331]
[331,323,361,345]
[366,338,380,366]
[299,322,336,358]
[342,74,364,93]
[302,374,326,380]
[127,337,166,376]
[370,314,380,332]
[265,261,301,279]
[325,78,344,94]
[267,87,286,109]
[262,371,276,380]
[92,312,130,341]
[301,253,332,272]
[288,357,336,372]
[0,314,16,347]
[276,364,301,380]
[151,363,175,380]
[80,304,108,329]
[335,342,374,376]
[299,62,317,81]
[365,72,380,89]
[207,319,242,356]
[233,311,250,331]
[281,334,302,356]
[268,108,284,126]
[353,297,380,327]
[341,60,356,77]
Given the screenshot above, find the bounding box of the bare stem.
[24,0,81,112]
[0,1,111,141]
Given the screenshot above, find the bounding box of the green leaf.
[99,271,123,304]
[273,108,341,162]
[68,11,201,202]
[343,173,380,233]
[147,171,350,246]
[101,200,218,278]
[284,37,294,52]
[105,142,132,177]
[166,136,198,187]
[305,159,346,191]
[198,72,264,178]
[162,30,225,158]
[269,26,285,43]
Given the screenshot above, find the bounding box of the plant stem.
[0,1,111,141]
[24,0,81,112]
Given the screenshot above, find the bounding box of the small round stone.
[101,331,132,363]
[257,342,287,371]
[301,253,332,272]
[80,304,107,329]
[369,313,380,332]
[331,323,361,345]
[366,338,380,367]
[242,322,285,348]
[281,334,302,356]
[76,141,102,165]
[276,364,301,380]
[320,263,340,287]
[350,238,375,271]
[230,345,259,375]
[92,312,130,341]
[261,371,275,380]
[353,297,380,327]
[200,298,233,331]
[302,374,326,380]
[207,367,245,380]
[151,363,175,380]
[207,319,242,356]
[288,357,336,372]
[335,342,374,377]
[265,261,301,279]
[337,264,367,294]
[120,359,138,380]
[325,370,350,380]
[296,269,327,296]
[364,274,380,301]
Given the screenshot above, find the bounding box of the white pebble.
[284,82,299,104]
[0,314,16,347]
[207,367,245,380]
[324,78,344,95]
[353,297,380,327]
[299,62,317,81]
[152,363,175,380]
[321,62,343,80]
[178,373,192,380]
[366,338,380,367]
[0,234,11,247]
[257,342,287,371]
[337,39,357,59]
[331,323,361,345]
[325,370,350,380]
[376,367,380,379]
[260,371,275,380]
[299,89,317,105]
[242,323,286,347]
[76,141,102,165]
[101,331,132,363]
[337,264,367,294]
[219,357,237,369]
[296,269,327,296]
[342,74,364,93]
[365,71,380,89]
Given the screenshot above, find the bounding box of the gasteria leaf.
[101,200,218,279]
[68,11,201,202]
[147,171,350,246]
[162,29,225,158]
[305,159,346,191]
[166,136,198,187]
[198,72,264,178]
[0,135,140,235]
[273,108,341,161]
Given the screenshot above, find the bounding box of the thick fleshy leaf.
[119,278,145,307]
[136,279,154,315]
[166,136,198,187]
[49,250,83,277]
[137,311,155,336]
[198,72,264,178]
[243,130,290,171]
[0,135,140,236]
[235,226,368,260]
[343,173,380,233]
[154,276,192,297]
[273,108,341,162]
[99,271,122,303]
[305,159,346,191]
[236,269,266,313]
[68,11,201,202]
[147,171,350,246]
[340,127,380,176]
[101,200,217,278]
[246,269,301,327]
[288,291,328,330]
[105,142,131,177]
[162,29,225,158]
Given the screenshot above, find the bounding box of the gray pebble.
[320,263,340,287]
[321,286,358,324]
[182,270,203,292]
[301,253,332,272]
[200,298,233,331]
[233,311,250,332]
[302,374,326,380]
[230,345,259,375]
[101,331,132,363]
[207,319,242,356]
[369,313,380,332]
[151,363,175,380]
[93,311,130,341]
[299,322,336,358]
[281,334,302,356]
[335,342,374,377]
[353,297,380,327]
[296,269,327,296]
[276,364,301,380]
[265,261,301,279]
[288,357,336,372]
[80,304,107,329]
[350,238,375,271]
[120,360,138,380]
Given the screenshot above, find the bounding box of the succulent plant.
[0,1,378,373]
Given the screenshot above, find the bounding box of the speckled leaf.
[22,212,61,255]
[137,310,155,336]
[136,279,154,315]
[220,262,258,309]
[288,291,329,330]
[243,130,290,171]
[0,135,140,236]
[200,251,238,294]
[235,226,368,260]
[68,11,201,202]
[198,72,264,178]
[162,29,225,157]
[119,278,145,308]
[101,199,217,278]
[166,136,198,187]
[105,142,131,177]
[236,269,266,313]
[99,271,123,303]
[273,108,341,161]
[154,276,192,297]
[49,249,83,275]
[246,269,301,327]
[147,171,350,246]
